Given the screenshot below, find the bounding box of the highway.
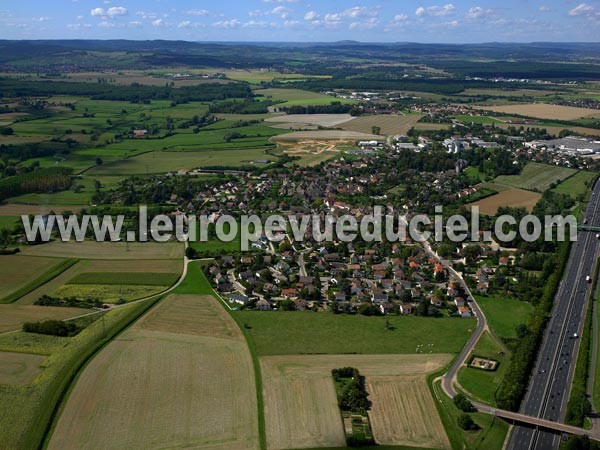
[507,179,600,450]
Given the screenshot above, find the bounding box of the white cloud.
[177,20,191,28]
[283,19,300,27]
[415,4,456,17]
[304,11,319,20]
[98,20,115,27]
[271,6,291,19]
[212,19,241,28]
[67,23,92,29]
[151,18,165,27]
[568,3,594,16]
[128,21,142,27]
[466,7,493,20]
[343,6,378,18]
[90,6,127,18]
[185,9,209,17]
[261,0,298,2]
[393,13,409,22]
[136,11,158,20]
[539,6,551,13]
[349,18,378,30]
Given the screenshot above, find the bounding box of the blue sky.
[2,0,600,42]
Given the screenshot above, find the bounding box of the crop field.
[0,351,46,385]
[66,272,179,286]
[235,311,474,355]
[479,103,600,121]
[272,130,382,141]
[0,256,68,300]
[260,354,451,450]
[265,113,354,128]
[20,241,183,260]
[413,122,453,131]
[0,304,88,333]
[48,292,258,450]
[13,259,181,306]
[494,162,577,192]
[469,188,542,215]
[255,88,354,106]
[52,284,166,303]
[367,376,450,448]
[338,114,424,136]
[457,331,510,406]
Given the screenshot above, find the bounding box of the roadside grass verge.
[431,379,508,450]
[0,258,78,304]
[457,331,511,406]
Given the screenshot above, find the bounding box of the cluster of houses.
[206,239,475,318]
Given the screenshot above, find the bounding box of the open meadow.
[260,354,451,450]
[235,311,474,355]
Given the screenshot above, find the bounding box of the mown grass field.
[457,331,511,406]
[552,170,597,199]
[255,88,354,106]
[338,114,423,136]
[261,354,451,450]
[48,267,259,450]
[272,130,382,141]
[476,295,533,340]
[52,283,166,303]
[234,311,475,355]
[494,162,577,192]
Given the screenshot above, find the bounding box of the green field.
[552,170,597,199]
[476,295,533,340]
[457,332,511,405]
[255,88,354,107]
[494,162,577,192]
[454,115,503,124]
[234,311,475,355]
